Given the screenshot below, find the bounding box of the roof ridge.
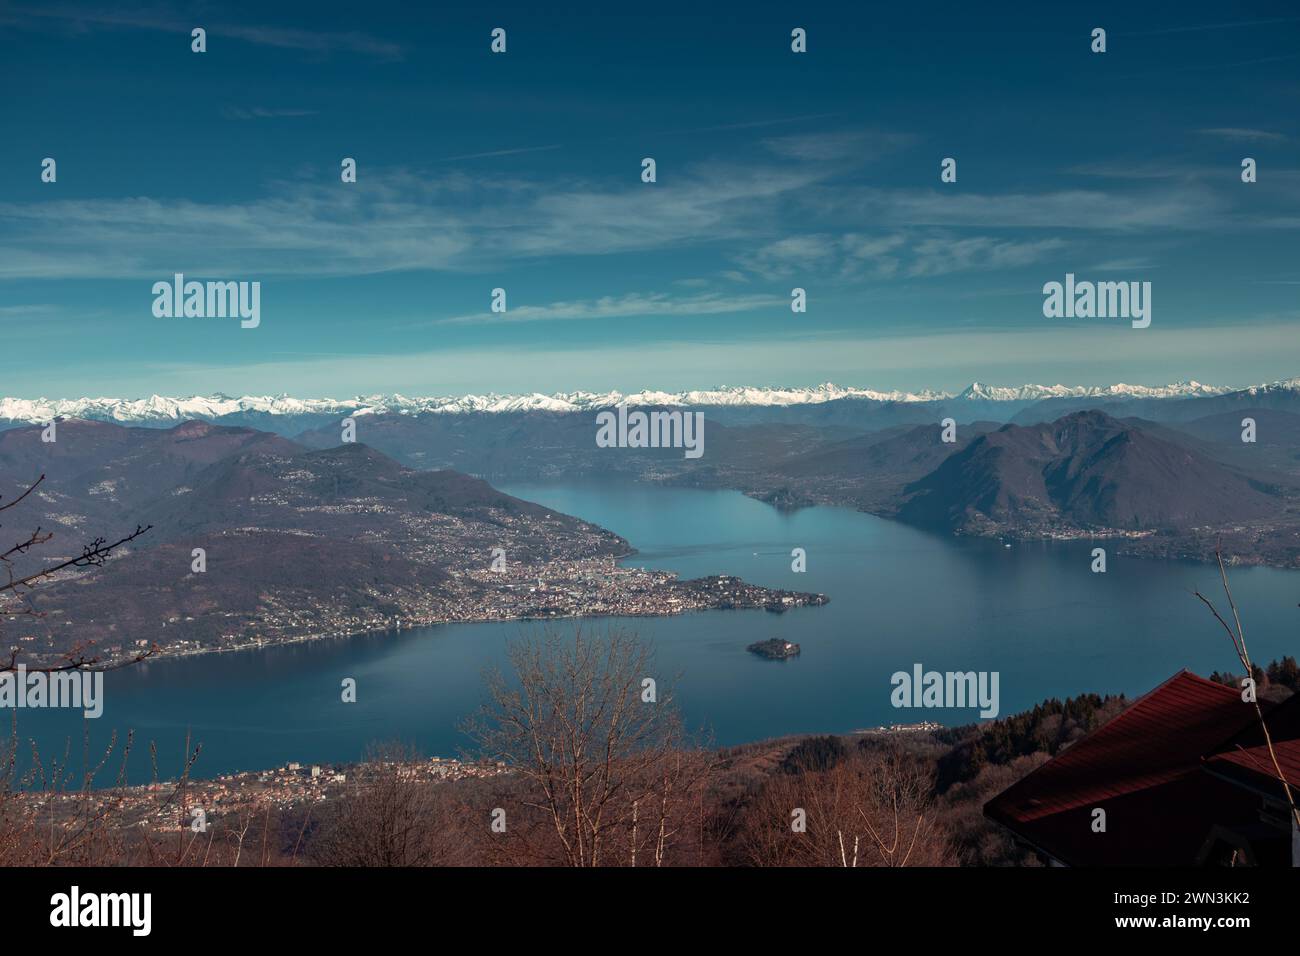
[1204,688,1300,758]
[984,670,1247,821]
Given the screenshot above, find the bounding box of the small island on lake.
[747,638,801,660]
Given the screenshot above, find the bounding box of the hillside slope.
[898,411,1283,535]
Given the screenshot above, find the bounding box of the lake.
[11,481,1298,783]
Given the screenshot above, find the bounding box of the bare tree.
[0,721,207,866]
[311,743,469,867]
[1,472,152,672]
[740,743,955,867]
[464,626,711,866]
[0,469,172,866]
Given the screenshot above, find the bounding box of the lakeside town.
[113,557,823,666]
[16,756,513,832]
[16,714,950,830]
[237,561,820,656]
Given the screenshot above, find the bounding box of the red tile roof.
[1205,692,1300,799]
[984,670,1291,865]
[987,671,1253,823]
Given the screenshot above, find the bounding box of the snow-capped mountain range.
[0,380,1291,427]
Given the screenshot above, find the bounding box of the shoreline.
[49,570,829,671]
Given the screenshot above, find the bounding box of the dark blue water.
[11,482,1298,783]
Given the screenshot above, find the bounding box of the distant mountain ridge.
[898,410,1283,535]
[0,379,1262,427]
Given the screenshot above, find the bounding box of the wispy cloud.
[906,236,1066,278]
[734,232,1065,281]
[1066,160,1214,181]
[12,5,403,59]
[1090,257,1157,272]
[815,184,1234,232]
[0,304,60,318]
[1196,127,1288,143]
[762,129,915,162]
[0,155,826,278]
[735,234,904,281]
[434,291,783,325]
[221,106,319,121]
[0,130,1288,285]
[433,145,563,163]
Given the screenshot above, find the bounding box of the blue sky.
[2,1,1298,397]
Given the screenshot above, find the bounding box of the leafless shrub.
[739,743,955,867]
[310,742,471,867]
[463,626,713,866]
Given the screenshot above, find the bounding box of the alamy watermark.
[0,665,103,718]
[891,663,999,719]
[595,407,704,459]
[1042,273,1150,329]
[152,273,260,328]
[50,886,150,936]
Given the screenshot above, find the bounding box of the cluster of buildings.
[24,756,511,833]
[116,549,825,664]
[857,720,946,735]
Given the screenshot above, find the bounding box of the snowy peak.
[0,380,1287,426]
[0,394,357,424]
[1238,377,1300,396]
[957,380,1230,402]
[0,385,945,424]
